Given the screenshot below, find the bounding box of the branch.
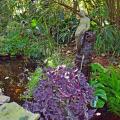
[52,0,81,17]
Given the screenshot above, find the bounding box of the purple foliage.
[23,65,95,120]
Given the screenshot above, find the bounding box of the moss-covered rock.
[0,102,40,120]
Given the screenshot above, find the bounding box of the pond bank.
[0,56,38,104]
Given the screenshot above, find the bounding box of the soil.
[91,108,120,120]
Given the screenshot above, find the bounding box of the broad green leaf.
[96,99,105,108]
[95,89,107,101]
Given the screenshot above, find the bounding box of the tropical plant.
[23,66,95,120]
[90,80,107,108]
[91,63,120,116]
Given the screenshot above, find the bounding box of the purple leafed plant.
[23,65,95,120]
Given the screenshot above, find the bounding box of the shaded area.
[91,107,120,120]
[0,56,38,103]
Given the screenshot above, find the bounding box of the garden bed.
[0,56,120,120]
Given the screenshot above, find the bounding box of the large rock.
[0,102,40,120]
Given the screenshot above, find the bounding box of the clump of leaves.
[91,63,120,116]
[53,16,79,44]
[23,66,95,120]
[90,80,107,108]
[21,67,43,100]
[94,26,120,55]
[46,53,74,68]
[27,67,43,97]
[0,31,29,56]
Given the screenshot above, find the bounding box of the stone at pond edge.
[0,88,10,105]
[0,95,10,105]
[0,102,40,120]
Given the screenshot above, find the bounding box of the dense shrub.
[53,16,79,44]
[0,32,29,56]
[23,66,95,120]
[0,20,54,59]
[94,26,120,55]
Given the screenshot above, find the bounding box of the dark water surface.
[0,56,37,103]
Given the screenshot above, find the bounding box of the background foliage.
[0,0,120,58]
